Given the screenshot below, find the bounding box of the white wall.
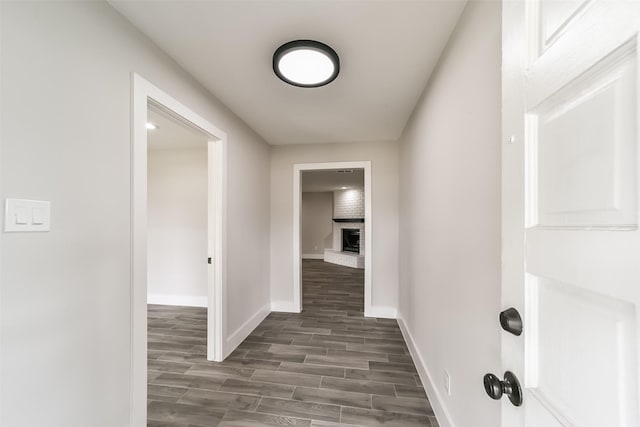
[270,141,399,314]
[398,2,501,427]
[301,192,333,257]
[148,148,208,305]
[0,2,270,426]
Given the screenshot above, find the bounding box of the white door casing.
[502,1,640,427]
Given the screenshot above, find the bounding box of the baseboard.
[367,306,397,319]
[224,303,271,358]
[147,294,207,308]
[270,301,301,313]
[397,315,455,427]
[302,253,324,260]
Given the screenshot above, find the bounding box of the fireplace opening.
[342,229,360,253]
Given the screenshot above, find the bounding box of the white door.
[502,1,640,426]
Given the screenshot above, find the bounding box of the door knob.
[483,371,523,406]
[500,307,523,336]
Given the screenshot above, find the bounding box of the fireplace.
[342,229,360,253]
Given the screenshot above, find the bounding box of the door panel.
[528,43,637,229]
[529,47,637,228]
[538,0,591,54]
[502,1,640,426]
[526,275,636,426]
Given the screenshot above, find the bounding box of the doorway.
[300,168,366,314]
[131,74,227,426]
[146,105,209,307]
[293,161,372,315]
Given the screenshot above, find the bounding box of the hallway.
[147,260,436,426]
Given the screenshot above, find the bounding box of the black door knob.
[500,307,523,336]
[483,371,523,406]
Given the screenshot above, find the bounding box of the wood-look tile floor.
[148,259,437,427]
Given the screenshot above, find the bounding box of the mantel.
[333,218,364,223]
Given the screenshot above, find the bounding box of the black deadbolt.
[483,371,523,406]
[500,307,523,336]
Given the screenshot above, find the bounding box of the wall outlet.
[444,369,451,396]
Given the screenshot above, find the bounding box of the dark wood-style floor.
[147,259,437,426]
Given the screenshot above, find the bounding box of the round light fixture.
[273,40,340,88]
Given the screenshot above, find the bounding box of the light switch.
[15,207,29,224]
[5,199,51,232]
[32,208,45,225]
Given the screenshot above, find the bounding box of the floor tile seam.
[245,378,323,389]
[252,396,264,412]
[339,404,437,420]
[251,397,343,423]
[240,407,324,424]
[292,386,374,410]
[267,343,330,355]
[319,375,408,389]
[148,360,194,368]
[300,359,369,370]
[316,384,396,398]
[211,385,296,400]
[175,388,267,402]
[366,369,419,377]
[148,383,191,392]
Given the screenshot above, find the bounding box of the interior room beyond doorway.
[301,168,365,311]
[146,106,209,307]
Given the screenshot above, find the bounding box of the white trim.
[0,2,4,420]
[271,301,300,313]
[368,306,397,319]
[397,315,455,427]
[302,253,324,260]
[224,303,271,358]
[293,161,374,316]
[147,294,208,308]
[131,73,228,427]
[208,137,228,364]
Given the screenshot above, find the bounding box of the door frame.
[131,73,228,427]
[292,161,372,315]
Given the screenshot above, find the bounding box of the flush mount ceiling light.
[146,122,158,130]
[273,40,340,88]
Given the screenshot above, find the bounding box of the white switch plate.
[5,199,51,232]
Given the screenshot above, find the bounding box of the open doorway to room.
[146,106,209,308]
[300,169,365,314]
[293,161,372,316]
[145,104,212,397]
[131,74,227,425]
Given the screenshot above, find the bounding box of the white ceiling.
[302,169,364,192]
[110,1,466,145]
[147,108,208,151]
